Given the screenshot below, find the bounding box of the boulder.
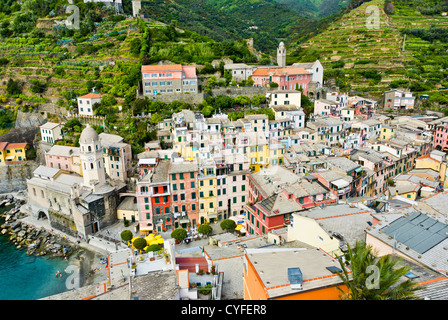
[10,221,21,230]
[17,230,27,238]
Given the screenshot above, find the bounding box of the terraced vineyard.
[290,0,448,104]
[0,17,142,106]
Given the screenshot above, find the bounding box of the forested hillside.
[289,0,448,106]
[0,0,264,152]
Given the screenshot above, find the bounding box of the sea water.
[0,207,71,300]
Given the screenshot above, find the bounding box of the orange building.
[243,248,349,300]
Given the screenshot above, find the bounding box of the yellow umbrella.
[145,235,154,245]
[150,240,158,246]
[235,225,242,231]
[156,238,164,244]
[155,235,161,239]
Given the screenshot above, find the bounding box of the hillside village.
[1,0,448,301]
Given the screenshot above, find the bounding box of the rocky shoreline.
[0,196,109,295]
[0,202,79,259]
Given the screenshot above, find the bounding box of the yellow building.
[267,142,284,166]
[379,125,395,141]
[247,132,269,172]
[116,196,139,223]
[415,151,447,187]
[198,160,218,224]
[0,142,28,164]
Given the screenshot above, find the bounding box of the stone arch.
[37,210,49,220]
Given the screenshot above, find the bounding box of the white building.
[384,89,415,109]
[325,92,349,109]
[99,133,133,182]
[292,60,324,87]
[40,122,63,144]
[77,93,102,117]
[268,90,301,107]
[352,119,382,140]
[223,63,256,83]
[270,104,305,129]
[313,99,338,117]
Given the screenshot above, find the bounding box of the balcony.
[337,186,350,195]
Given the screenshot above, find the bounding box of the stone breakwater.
[0,202,78,259]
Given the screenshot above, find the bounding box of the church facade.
[25,126,126,238]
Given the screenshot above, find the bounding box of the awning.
[179,218,190,224]
[138,159,156,165]
[355,167,362,173]
[332,178,350,188]
[208,214,217,219]
[5,156,15,160]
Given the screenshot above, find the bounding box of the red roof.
[416,154,441,163]
[141,64,183,72]
[6,143,28,149]
[252,67,310,76]
[78,93,101,99]
[0,142,8,150]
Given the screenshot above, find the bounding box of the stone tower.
[277,42,286,68]
[79,125,106,192]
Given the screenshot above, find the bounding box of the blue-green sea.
[0,206,71,300]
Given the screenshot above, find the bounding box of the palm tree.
[335,240,423,300]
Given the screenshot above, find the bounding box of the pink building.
[251,67,312,95]
[141,64,198,96]
[433,123,448,151]
[45,145,82,175]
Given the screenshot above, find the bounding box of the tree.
[145,244,161,253]
[30,79,46,94]
[246,76,254,86]
[130,37,142,55]
[6,79,22,96]
[234,96,251,107]
[197,224,213,237]
[133,237,147,252]
[335,240,423,300]
[150,113,163,125]
[220,219,236,232]
[251,95,266,106]
[171,228,188,242]
[120,230,133,242]
[201,105,214,118]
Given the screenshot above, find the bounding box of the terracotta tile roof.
[5,142,27,149]
[141,64,183,72]
[252,67,310,76]
[78,93,101,99]
[0,142,8,150]
[416,154,441,162]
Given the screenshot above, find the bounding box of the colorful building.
[251,67,312,95]
[77,92,101,116]
[198,159,218,224]
[141,64,198,96]
[40,122,63,144]
[243,248,348,300]
[169,161,199,228]
[45,145,82,175]
[0,142,28,164]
